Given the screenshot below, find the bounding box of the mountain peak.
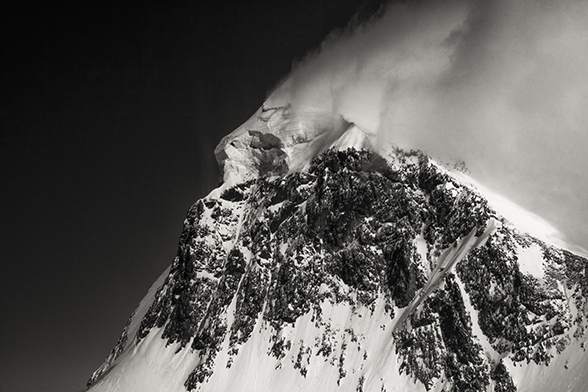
[89,106,588,392]
[214,104,372,189]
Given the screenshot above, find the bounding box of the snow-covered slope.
[87,104,588,392]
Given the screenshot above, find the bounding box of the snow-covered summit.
[214,104,372,188]
[88,103,588,392]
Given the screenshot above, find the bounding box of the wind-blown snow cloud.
[269,0,588,250]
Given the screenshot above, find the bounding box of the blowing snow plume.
[268,0,588,251]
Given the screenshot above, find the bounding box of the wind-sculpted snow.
[214,105,372,188]
[88,146,588,392]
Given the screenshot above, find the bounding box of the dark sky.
[0,2,375,391]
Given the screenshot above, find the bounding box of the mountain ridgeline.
[87,108,588,392]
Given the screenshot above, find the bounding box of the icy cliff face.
[213,104,372,188]
[87,105,588,392]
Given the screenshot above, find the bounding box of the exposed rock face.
[88,107,588,392]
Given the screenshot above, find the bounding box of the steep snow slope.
[448,170,574,253]
[88,105,588,392]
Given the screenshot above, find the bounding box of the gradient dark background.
[0,2,377,391]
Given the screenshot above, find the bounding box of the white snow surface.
[89,295,423,392]
[516,243,545,280]
[504,338,588,392]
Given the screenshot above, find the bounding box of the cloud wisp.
[268,0,588,249]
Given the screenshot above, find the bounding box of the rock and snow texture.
[88,105,588,392]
